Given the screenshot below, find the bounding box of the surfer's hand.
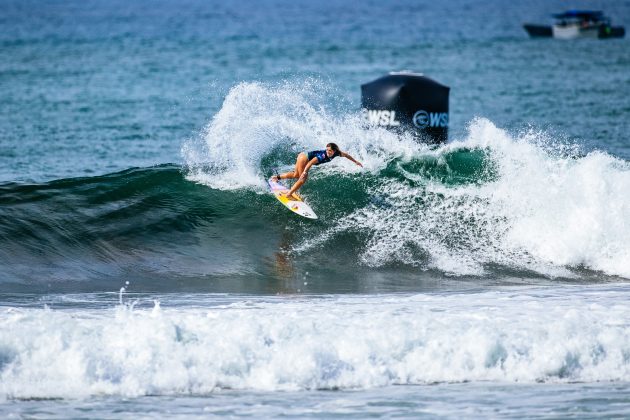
[356,161,363,167]
[300,172,308,180]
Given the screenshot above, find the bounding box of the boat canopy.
[552,10,604,20]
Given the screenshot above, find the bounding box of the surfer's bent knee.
[295,153,308,174]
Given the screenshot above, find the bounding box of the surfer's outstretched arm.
[340,151,363,167]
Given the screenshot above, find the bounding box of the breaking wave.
[1,81,629,292]
[2,286,630,399]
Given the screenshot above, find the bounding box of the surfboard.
[267,178,318,219]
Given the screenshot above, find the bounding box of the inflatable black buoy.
[361,72,450,144]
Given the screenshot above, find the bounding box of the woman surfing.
[271,143,363,198]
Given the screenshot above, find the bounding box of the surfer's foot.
[281,191,298,200]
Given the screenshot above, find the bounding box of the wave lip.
[2,287,630,399]
[181,80,422,190]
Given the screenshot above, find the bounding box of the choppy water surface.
[2,0,630,417]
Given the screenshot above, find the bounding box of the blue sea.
[2,0,630,417]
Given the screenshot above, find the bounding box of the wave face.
[2,82,630,292]
[2,286,630,399]
[183,81,630,280]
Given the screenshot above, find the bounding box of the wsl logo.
[413,110,448,128]
[365,110,400,127]
[366,109,448,129]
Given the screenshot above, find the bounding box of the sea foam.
[181,81,422,190]
[330,118,630,277]
[2,287,630,399]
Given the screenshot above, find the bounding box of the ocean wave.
[181,81,630,278]
[305,119,630,278]
[2,287,630,399]
[2,82,630,286]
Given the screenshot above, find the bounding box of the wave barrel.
[361,72,450,144]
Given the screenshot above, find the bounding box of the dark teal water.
[2,0,630,417]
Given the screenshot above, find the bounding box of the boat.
[524,10,625,39]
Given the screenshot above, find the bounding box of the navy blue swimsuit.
[307,150,340,165]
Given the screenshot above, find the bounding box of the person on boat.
[271,143,362,198]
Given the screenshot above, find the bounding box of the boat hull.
[523,24,552,37]
[599,26,625,38]
[523,23,625,39]
[552,23,599,39]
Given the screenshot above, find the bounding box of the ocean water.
[2,0,630,417]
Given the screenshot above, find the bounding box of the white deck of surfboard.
[268,178,318,219]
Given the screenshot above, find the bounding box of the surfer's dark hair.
[326,143,339,152]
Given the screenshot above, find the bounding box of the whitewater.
[2,284,630,401]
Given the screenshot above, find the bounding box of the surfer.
[272,143,363,198]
